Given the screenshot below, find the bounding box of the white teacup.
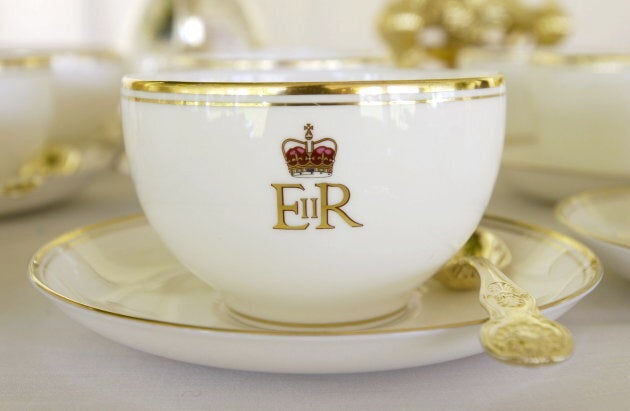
[134,49,390,73]
[121,69,506,328]
[47,49,124,142]
[530,53,630,176]
[0,52,53,183]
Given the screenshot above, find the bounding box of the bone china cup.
[48,49,123,142]
[0,53,52,184]
[530,54,630,176]
[121,70,506,327]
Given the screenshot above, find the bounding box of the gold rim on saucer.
[555,186,630,249]
[29,213,602,336]
[122,74,504,96]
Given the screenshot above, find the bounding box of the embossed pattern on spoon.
[459,256,574,365]
[434,228,512,290]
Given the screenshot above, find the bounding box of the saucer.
[29,215,601,374]
[0,140,118,216]
[556,186,630,280]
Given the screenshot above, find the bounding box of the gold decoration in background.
[1,132,121,200]
[2,144,82,198]
[378,0,570,67]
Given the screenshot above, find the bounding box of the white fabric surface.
[1,171,629,410]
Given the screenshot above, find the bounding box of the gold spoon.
[445,256,574,365]
[434,228,512,290]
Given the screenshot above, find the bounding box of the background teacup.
[121,69,506,328]
[133,48,391,73]
[502,53,630,200]
[47,48,124,144]
[457,46,536,146]
[531,53,630,176]
[0,52,53,186]
[0,48,124,215]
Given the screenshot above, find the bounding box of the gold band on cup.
[122,75,504,96]
[0,54,50,70]
[123,91,506,107]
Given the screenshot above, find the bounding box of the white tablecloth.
[1,171,629,410]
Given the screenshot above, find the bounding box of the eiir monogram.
[272,124,363,230]
[272,183,363,230]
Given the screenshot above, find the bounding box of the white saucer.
[29,214,602,374]
[556,186,630,280]
[0,140,118,216]
[502,142,630,203]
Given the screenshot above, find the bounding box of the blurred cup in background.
[0,51,53,184]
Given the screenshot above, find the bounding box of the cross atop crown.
[304,123,314,140]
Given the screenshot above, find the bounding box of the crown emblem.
[282,124,337,178]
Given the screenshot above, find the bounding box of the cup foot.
[223,303,410,332]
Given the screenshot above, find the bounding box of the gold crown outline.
[282,123,337,177]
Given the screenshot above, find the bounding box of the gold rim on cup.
[0,54,50,70]
[122,74,504,96]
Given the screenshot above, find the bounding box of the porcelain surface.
[1,49,123,215]
[29,215,601,374]
[135,49,391,73]
[556,186,630,280]
[501,141,630,203]
[121,70,506,324]
[531,56,630,179]
[457,46,535,144]
[0,53,53,183]
[48,49,123,142]
[500,54,630,202]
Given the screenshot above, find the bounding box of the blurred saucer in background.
[0,139,119,216]
[556,186,630,280]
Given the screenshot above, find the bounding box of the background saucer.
[29,215,602,373]
[0,140,118,216]
[556,186,630,280]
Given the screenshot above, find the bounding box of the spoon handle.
[467,256,537,318]
[464,256,574,365]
